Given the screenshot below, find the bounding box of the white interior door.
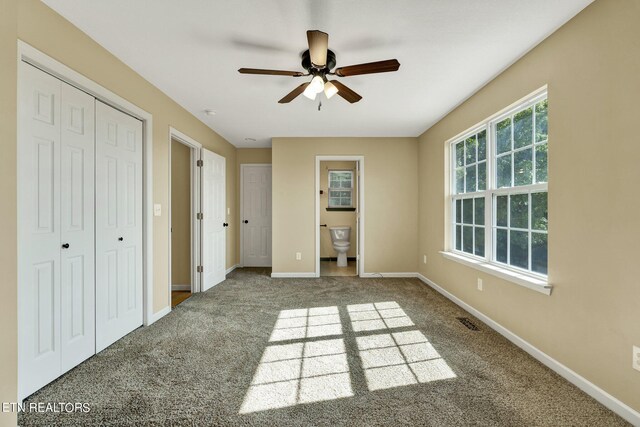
[18,64,63,400]
[201,148,226,290]
[60,79,96,372]
[18,63,96,399]
[242,165,272,267]
[95,100,143,352]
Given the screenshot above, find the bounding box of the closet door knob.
[243,220,249,224]
[223,222,229,227]
[61,243,70,249]
[118,237,124,241]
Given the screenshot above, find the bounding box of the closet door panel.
[95,100,143,352]
[18,63,62,400]
[60,82,95,372]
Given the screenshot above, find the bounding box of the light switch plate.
[477,278,483,291]
[295,252,302,261]
[633,346,640,372]
[153,203,162,216]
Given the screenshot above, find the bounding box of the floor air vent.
[457,317,480,331]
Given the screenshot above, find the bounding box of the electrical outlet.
[477,278,483,291]
[295,252,302,261]
[423,255,427,264]
[633,346,640,372]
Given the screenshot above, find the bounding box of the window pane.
[535,143,548,183]
[510,194,529,229]
[330,180,340,188]
[474,197,484,226]
[535,100,548,143]
[329,197,340,206]
[341,198,351,206]
[456,142,464,167]
[477,161,486,191]
[478,130,486,161]
[455,199,461,223]
[496,155,512,188]
[463,198,473,224]
[496,117,511,154]
[496,229,508,263]
[456,168,464,193]
[463,225,473,253]
[465,136,477,165]
[456,225,462,250]
[514,148,533,186]
[465,165,476,193]
[510,230,529,269]
[531,192,548,231]
[514,107,533,149]
[532,233,548,274]
[340,191,350,198]
[475,227,485,257]
[496,195,508,227]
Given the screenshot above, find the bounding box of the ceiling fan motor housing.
[302,49,337,75]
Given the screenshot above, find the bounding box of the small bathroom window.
[328,170,353,208]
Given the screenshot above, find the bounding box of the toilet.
[329,226,351,267]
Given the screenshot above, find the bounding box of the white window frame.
[328,169,354,208]
[443,88,551,295]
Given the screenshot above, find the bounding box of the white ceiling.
[43,0,592,148]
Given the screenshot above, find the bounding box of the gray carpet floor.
[19,268,628,426]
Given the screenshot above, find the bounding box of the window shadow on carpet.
[240,302,456,414]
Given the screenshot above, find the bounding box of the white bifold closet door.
[201,148,226,291]
[18,63,96,400]
[95,100,143,352]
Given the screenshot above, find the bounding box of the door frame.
[239,163,272,267]
[168,127,202,297]
[315,155,365,277]
[17,41,157,326]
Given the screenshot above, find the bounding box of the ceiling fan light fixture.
[309,75,325,94]
[323,81,338,99]
[302,84,317,100]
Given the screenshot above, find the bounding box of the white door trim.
[17,40,156,326]
[315,155,365,278]
[239,163,272,267]
[168,127,202,297]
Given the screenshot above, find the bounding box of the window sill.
[439,251,552,296]
[326,207,356,212]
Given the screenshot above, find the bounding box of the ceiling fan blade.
[334,59,400,77]
[330,80,362,103]
[238,68,304,77]
[307,30,329,67]
[278,83,310,103]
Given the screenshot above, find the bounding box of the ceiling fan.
[238,30,400,104]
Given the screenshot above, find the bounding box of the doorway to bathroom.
[315,156,364,277]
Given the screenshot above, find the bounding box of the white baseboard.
[360,272,418,278]
[171,284,190,291]
[416,273,640,426]
[271,272,317,278]
[226,264,239,275]
[148,305,171,325]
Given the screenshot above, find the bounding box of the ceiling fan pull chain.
[318,99,322,111]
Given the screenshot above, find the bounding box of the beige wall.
[236,148,272,263]
[171,140,191,286]
[0,0,18,424]
[320,161,357,258]
[272,138,417,274]
[418,0,640,413]
[1,1,238,421]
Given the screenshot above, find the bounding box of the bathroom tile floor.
[320,260,357,277]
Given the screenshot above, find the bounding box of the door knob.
[243,220,248,224]
[61,243,70,249]
[223,222,228,227]
[118,237,124,241]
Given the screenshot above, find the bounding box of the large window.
[450,93,548,278]
[328,170,353,208]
